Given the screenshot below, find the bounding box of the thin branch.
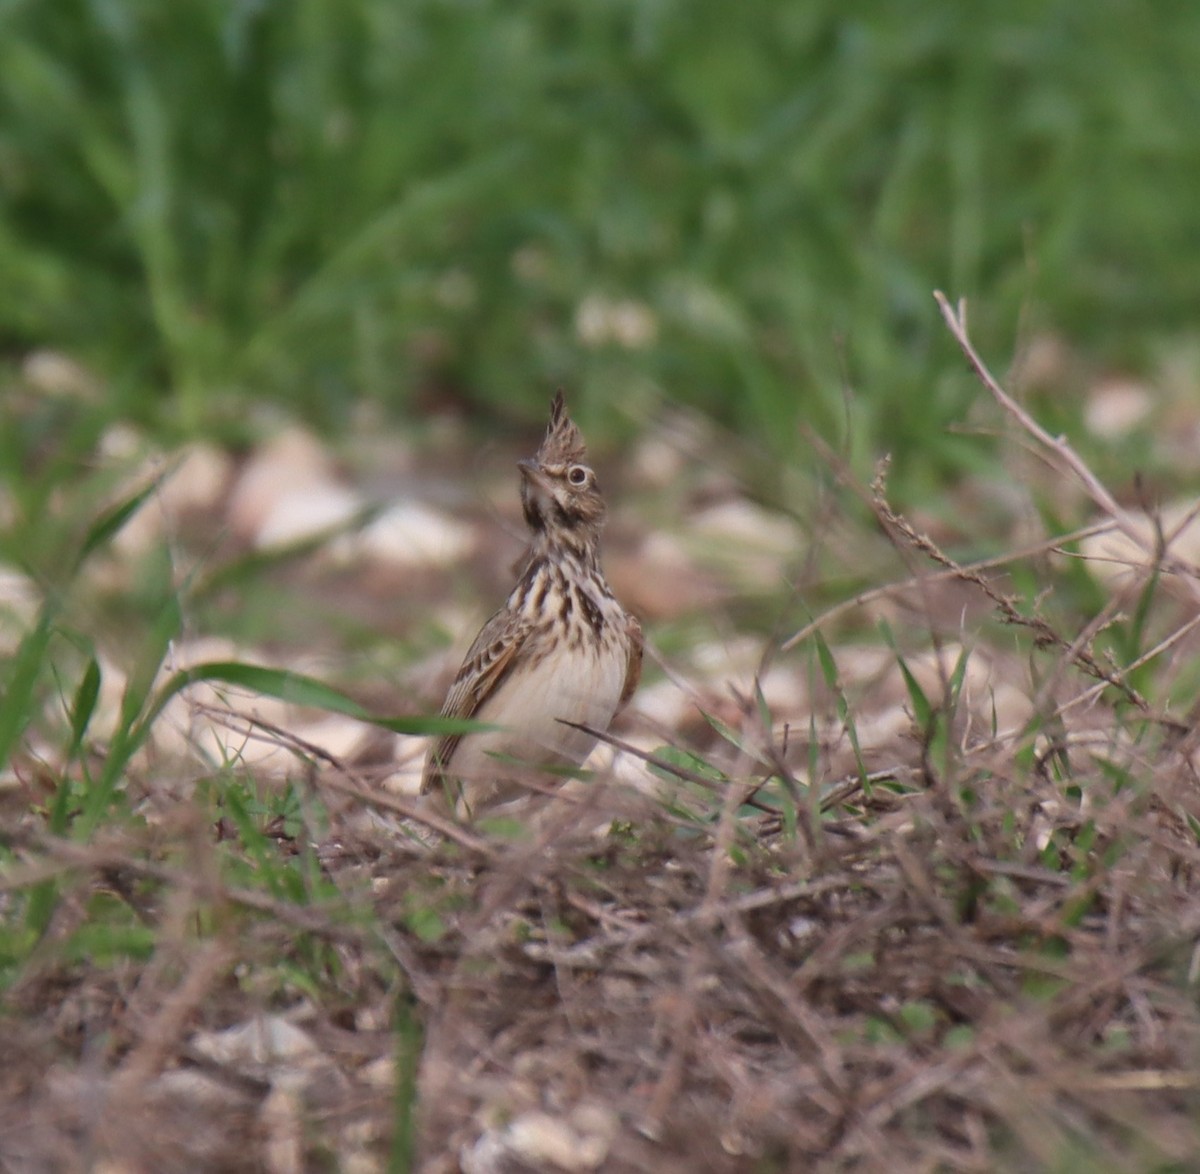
[783,520,1115,651]
[934,291,1200,608]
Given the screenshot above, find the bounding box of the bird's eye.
[567,465,590,486]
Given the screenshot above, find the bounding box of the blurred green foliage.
[2,0,1199,477]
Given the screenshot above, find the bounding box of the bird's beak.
[518,458,549,489]
[518,459,557,517]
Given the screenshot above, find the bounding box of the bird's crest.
[536,390,588,466]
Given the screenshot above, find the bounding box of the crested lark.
[422,392,643,819]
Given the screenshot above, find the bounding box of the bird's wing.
[421,608,532,793]
[619,612,644,709]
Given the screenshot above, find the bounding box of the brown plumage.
[422,392,643,818]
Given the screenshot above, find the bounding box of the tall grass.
[3,0,1199,482]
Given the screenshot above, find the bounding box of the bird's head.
[519,391,606,551]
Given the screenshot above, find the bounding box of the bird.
[421,391,643,820]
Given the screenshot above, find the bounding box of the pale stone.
[22,349,99,399]
[339,1152,384,1174]
[85,655,132,748]
[340,500,476,569]
[227,428,345,541]
[788,915,821,941]
[112,443,236,558]
[628,434,688,489]
[629,677,694,732]
[693,499,798,556]
[261,1083,304,1174]
[97,422,146,461]
[359,1057,396,1090]
[1084,378,1154,439]
[831,644,895,687]
[692,635,766,679]
[990,682,1035,737]
[255,483,364,549]
[833,706,910,754]
[609,300,658,349]
[757,664,808,719]
[1079,501,1200,585]
[289,715,378,761]
[575,295,658,349]
[689,499,801,586]
[141,637,289,768]
[163,443,236,513]
[151,1068,251,1107]
[191,1015,318,1068]
[379,741,428,796]
[466,1106,616,1173]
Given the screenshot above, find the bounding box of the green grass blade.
[0,610,55,772]
[66,655,102,761]
[141,661,487,737]
[389,997,423,1173]
[76,587,182,838]
[72,475,164,573]
[878,619,933,728]
[811,627,868,790]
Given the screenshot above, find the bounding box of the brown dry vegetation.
[5,306,1200,1172]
